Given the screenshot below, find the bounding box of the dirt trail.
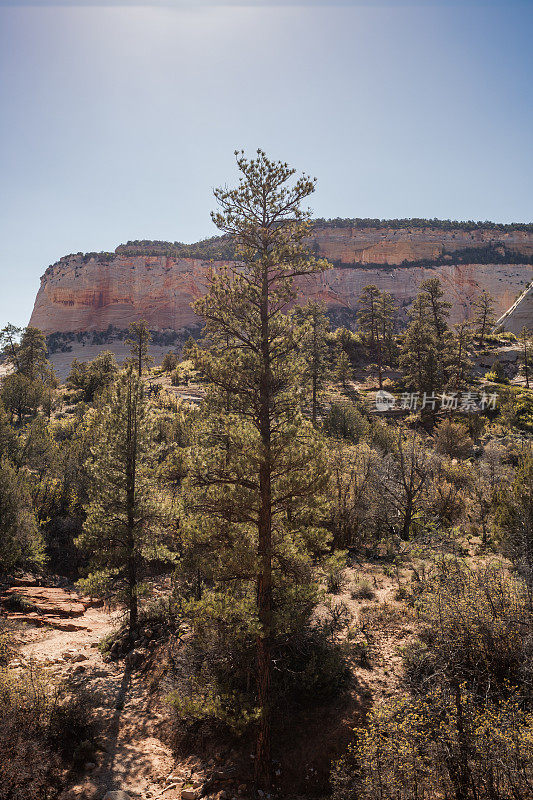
[11,599,182,800]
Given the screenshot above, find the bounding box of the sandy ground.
[12,604,183,800]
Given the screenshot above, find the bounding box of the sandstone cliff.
[30,223,533,340]
[496,283,533,333]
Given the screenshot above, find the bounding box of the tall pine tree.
[400,279,452,400]
[358,286,397,388]
[77,367,170,630]
[185,150,330,787]
[357,285,381,348]
[400,295,441,398]
[473,290,496,347]
[519,326,531,389]
[126,319,153,376]
[296,300,330,425]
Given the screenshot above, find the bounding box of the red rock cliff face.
[30,226,533,335]
[312,225,533,265]
[31,255,214,334]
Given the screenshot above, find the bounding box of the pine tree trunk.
[126,381,138,631]
[127,548,138,630]
[255,266,273,789]
[255,568,271,786]
[401,495,412,541]
[377,337,383,390]
[480,313,486,347]
[456,337,463,390]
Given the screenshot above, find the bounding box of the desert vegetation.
[1,152,532,799]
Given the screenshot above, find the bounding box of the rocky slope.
[29,222,533,373]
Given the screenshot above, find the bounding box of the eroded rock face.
[29,224,533,345]
[311,224,533,266]
[0,586,94,617]
[497,284,533,333]
[30,254,213,334]
[296,262,531,326]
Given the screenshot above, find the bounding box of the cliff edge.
[30,221,533,339]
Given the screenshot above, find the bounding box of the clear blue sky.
[0,1,532,327]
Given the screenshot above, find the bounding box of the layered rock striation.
[31,223,533,339]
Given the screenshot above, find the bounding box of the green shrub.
[167,589,350,744]
[169,682,259,738]
[170,359,195,386]
[0,458,45,574]
[161,352,178,372]
[498,387,533,432]
[485,359,507,383]
[1,592,39,613]
[404,559,532,700]
[434,419,473,459]
[332,690,533,800]
[0,665,96,799]
[351,579,375,600]
[323,402,369,443]
[324,550,348,594]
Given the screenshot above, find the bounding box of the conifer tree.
[399,296,441,398]
[377,291,398,368]
[400,280,453,398]
[419,277,451,341]
[0,457,44,573]
[181,335,197,361]
[473,290,496,347]
[0,372,44,425]
[519,326,531,389]
[0,323,21,370]
[450,321,474,389]
[126,319,153,376]
[296,300,330,425]
[67,350,118,401]
[335,347,352,389]
[0,326,54,424]
[77,367,168,630]
[358,287,397,388]
[0,402,16,460]
[18,326,49,381]
[357,285,381,347]
[20,416,59,480]
[185,150,330,787]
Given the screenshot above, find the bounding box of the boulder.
[497,348,519,362]
[125,648,148,670]
[12,573,39,587]
[0,587,86,618]
[48,620,88,632]
[71,653,87,663]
